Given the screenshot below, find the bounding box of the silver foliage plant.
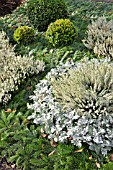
[0,31,45,104]
[83,16,113,59]
[28,58,113,155]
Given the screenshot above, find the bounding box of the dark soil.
[0,0,25,17]
[0,157,17,170]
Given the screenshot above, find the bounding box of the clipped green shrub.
[27,0,68,31]
[83,16,113,59]
[13,26,34,44]
[46,19,78,47]
[0,31,44,105]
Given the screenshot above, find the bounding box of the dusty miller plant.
[0,31,44,104]
[28,58,113,155]
[83,16,113,59]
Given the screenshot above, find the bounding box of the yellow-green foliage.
[83,16,113,59]
[13,26,34,44]
[46,19,78,47]
[51,60,113,117]
[0,31,44,104]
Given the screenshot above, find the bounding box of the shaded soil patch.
[0,157,17,170]
[0,0,25,17]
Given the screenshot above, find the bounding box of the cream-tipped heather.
[0,31,44,104]
[83,16,113,59]
[51,60,113,117]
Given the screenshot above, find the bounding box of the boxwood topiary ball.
[46,19,78,47]
[27,0,68,31]
[13,26,34,44]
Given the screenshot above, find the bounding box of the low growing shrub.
[28,58,113,155]
[83,16,113,59]
[13,26,34,44]
[0,110,54,170]
[0,31,44,105]
[46,19,78,47]
[27,0,68,31]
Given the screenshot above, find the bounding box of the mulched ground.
[0,0,25,17]
[0,157,17,170]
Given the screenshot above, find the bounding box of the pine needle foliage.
[0,110,54,170]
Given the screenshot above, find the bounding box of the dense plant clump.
[28,58,113,155]
[0,110,54,170]
[83,16,113,59]
[51,59,113,114]
[46,19,78,47]
[13,26,34,44]
[0,31,44,105]
[27,0,68,31]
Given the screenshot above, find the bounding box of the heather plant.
[28,58,113,155]
[51,59,113,115]
[13,26,34,44]
[83,16,113,59]
[46,19,78,47]
[27,0,68,31]
[0,31,44,105]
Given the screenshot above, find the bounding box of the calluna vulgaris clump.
[83,16,113,59]
[28,58,113,155]
[0,31,44,104]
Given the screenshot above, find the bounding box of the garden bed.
[0,0,113,169]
